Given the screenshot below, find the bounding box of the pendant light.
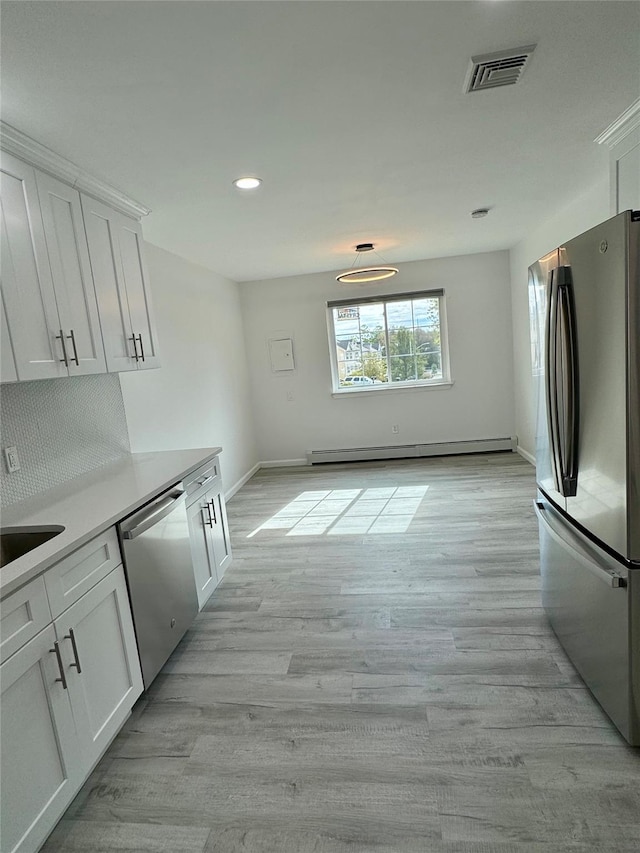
[336,243,398,284]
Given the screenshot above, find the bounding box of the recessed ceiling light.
[471,207,490,218]
[233,176,262,190]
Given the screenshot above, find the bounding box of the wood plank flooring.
[41,453,640,852]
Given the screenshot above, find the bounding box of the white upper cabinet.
[0,126,159,382]
[82,195,160,372]
[118,214,160,369]
[0,151,67,380]
[35,172,107,375]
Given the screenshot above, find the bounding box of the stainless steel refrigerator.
[529,209,640,745]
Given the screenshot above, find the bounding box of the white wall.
[119,243,258,495]
[509,175,610,461]
[241,250,514,462]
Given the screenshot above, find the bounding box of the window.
[328,289,450,392]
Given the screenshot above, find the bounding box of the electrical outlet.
[4,446,20,473]
[392,425,399,434]
[286,390,294,402]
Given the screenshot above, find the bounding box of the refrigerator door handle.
[534,501,626,588]
[557,267,579,497]
[545,270,563,494]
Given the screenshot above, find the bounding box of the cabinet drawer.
[185,457,221,504]
[44,528,122,618]
[0,575,52,664]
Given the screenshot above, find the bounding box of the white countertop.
[0,447,222,598]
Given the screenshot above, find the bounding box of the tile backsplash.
[0,374,130,507]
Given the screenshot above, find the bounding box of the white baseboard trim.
[516,445,536,466]
[260,458,309,468]
[307,437,514,465]
[226,462,261,499]
[226,443,530,498]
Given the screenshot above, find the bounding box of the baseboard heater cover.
[307,437,515,465]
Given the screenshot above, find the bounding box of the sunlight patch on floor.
[246,486,429,538]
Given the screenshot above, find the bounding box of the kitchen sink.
[0,526,65,567]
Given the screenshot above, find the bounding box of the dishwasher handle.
[121,488,186,540]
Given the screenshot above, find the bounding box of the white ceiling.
[1,1,638,282]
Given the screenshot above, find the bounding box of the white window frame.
[327,289,452,394]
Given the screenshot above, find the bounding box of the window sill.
[331,379,455,398]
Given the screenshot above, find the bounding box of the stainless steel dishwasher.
[118,483,198,688]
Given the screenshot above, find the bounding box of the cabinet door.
[0,152,66,380]
[81,194,137,373]
[187,495,218,609]
[1,285,17,382]
[0,625,80,853]
[207,487,232,580]
[35,172,106,375]
[56,566,143,769]
[117,214,160,369]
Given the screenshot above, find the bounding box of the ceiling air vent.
[464,44,536,93]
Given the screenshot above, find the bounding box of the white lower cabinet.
[208,488,232,579]
[187,494,219,609]
[0,561,143,853]
[55,567,143,764]
[0,626,81,853]
[185,459,232,609]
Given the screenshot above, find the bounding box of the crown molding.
[0,122,151,219]
[595,99,640,149]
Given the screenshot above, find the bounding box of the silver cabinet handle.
[129,334,140,361]
[197,475,214,488]
[208,498,217,524]
[64,628,82,673]
[67,329,80,366]
[56,329,69,366]
[49,641,68,689]
[136,333,145,362]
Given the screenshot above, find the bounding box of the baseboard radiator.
[307,437,515,465]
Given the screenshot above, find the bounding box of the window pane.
[386,300,413,330]
[428,356,443,380]
[414,326,441,379]
[388,326,414,357]
[390,355,418,382]
[362,351,389,383]
[359,302,385,329]
[413,297,440,329]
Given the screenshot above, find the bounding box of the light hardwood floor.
[42,453,640,852]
